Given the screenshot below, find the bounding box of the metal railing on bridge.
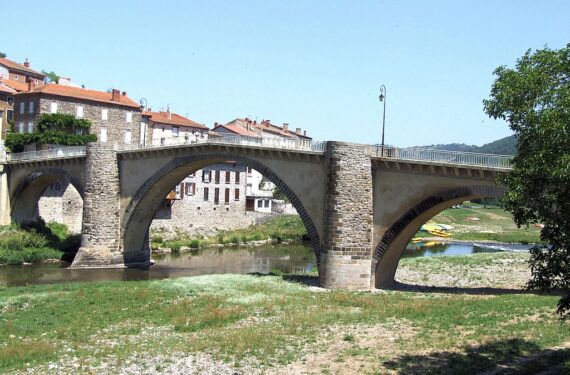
[4,146,87,163]
[118,134,327,153]
[368,145,512,169]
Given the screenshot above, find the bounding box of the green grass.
[0,252,568,373]
[416,207,542,244]
[0,221,79,265]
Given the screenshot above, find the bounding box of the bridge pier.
[320,142,373,290]
[0,165,10,226]
[71,143,124,268]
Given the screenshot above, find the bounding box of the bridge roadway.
[0,137,511,289]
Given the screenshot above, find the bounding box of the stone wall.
[320,142,373,289]
[72,142,124,267]
[36,175,83,233]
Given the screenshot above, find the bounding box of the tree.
[41,70,60,83]
[483,44,570,320]
[0,52,6,58]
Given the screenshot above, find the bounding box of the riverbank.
[0,222,78,266]
[151,215,307,253]
[1,251,568,374]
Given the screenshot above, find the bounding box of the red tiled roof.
[3,79,28,92]
[17,84,140,108]
[0,83,16,95]
[0,58,44,77]
[223,118,311,140]
[212,122,261,137]
[143,111,208,129]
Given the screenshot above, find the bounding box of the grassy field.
[416,206,542,244]
[1,252,568,374]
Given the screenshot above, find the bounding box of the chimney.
[282,123,289,132]
[23,58,30,68]
[303,130,307,137]
[167,106,172,119]
[27,78,36,92]
[112,89,121,101]
[296,127,301,135]
[122,91,127,96]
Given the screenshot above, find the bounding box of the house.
[13,83,142,148]
[0,77,16,141]
[212,118,311,213]
[142,109,209,146]
[0,58,45,141]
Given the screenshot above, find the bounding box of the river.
[0,241,531,287]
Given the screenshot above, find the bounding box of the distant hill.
[419,135,517,155]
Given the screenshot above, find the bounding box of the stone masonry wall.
[36,175,83,234]
[320,142,373,289]
[72,142,123,267]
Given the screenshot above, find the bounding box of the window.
[247,167,252,174]
[203,187,209,201]
[215,170,220,184]
[185,182,195,196]
[125,129,132,144]
[214,188,220,204]
[235,171,240,184]
[126,112,132,123]
[76,105,84,118]
[18,122,24,134]
[202,170,211,183]
[27,122,33,133]
[225,188,230,204]
[100,128,108,143]
[28,101,34,114]
[102,109,108,120]
[257,200,263,208]
[225,171,231,184]
[172,126,179,137]
[19,102,24,114]
[264,199,270,208]
[52,183,61,192]
[14,75,18,80]
[50,102,58,114]
[234,188,240,200]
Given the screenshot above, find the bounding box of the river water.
[0,241,531,287]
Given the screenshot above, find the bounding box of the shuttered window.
[235,188,240,200]
[215,170,220,184]
[225,188,230,204]
[225,171,231,184]
[204,187,209,201]
[235,171,240,184]
[214,188,220,204]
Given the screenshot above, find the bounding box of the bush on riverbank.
[151,215,308,251]
[0,221,80,265]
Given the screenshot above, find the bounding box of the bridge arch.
[120,153,322,267]
[10,167,85,225]
[373,185,504,288]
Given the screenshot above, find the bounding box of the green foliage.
[272,186,290,202]
[41,70,60,84]
[0,52,6,58]
[4,114,96,152]
[483,43,570,320]
[0,220,79,265]
[420,135,517,155]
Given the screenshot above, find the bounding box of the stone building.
[13,83,141,148]
[142,109,209,146]
[0,57,45,141]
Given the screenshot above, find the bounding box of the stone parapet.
[320,142,373,289]
[72,142,125,267]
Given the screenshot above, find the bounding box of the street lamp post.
[379,85,386,157]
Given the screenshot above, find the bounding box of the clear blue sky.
[4,0,569,147]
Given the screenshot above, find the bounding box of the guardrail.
[368,145,512,169]
[5,146,86,163]
[118,134,327,153]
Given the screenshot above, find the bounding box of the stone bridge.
[0,138,511,289]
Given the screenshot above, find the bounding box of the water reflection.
[0,244,315,288]
[403,241,531,258]
[0,242,532,288]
